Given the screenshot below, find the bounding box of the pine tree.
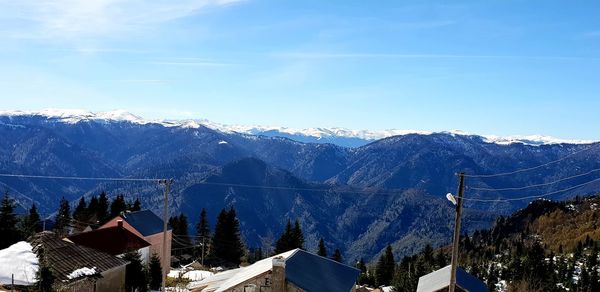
[87,195,99,224]
[97,192,109,224]
[317,238,327,257]
[211,207,244,265]
[123,250,148,291]
[376,245,395,286]
[435,249,447,269]
[422,244,434,267]
[0,193,21,249]
[131,198,142,211]
[275,219,294,253]
[20,203,41,238]
[72,197,88,231]
[53,197,71,236]
[35,246,55,292]
[226,207,244,264]
[356,258,371,285]
[332,248,342,262]
[292,219,304,250]
[110,194,127,218]
[170,213,191,254]
[148,253,162,290]
[196,208,210,260]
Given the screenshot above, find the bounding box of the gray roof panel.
[285,249,360,292]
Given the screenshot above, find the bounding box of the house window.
[244,284,257,292]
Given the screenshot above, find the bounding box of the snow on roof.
[66,267,98,280]
[0,241,39,286]
[168,269,214,282]
[416,265,488,292]
[188,249,298,292]
[184,270,214,281]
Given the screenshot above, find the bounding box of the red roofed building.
[67,220,151,258]
[99,210,172,278]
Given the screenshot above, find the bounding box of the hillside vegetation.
[378,194,600,291]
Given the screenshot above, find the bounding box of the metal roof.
[416,265,488,292]
[30,232,128,282]
[121,210,171,237]
[192,249,360,292]
[285,249,360,292]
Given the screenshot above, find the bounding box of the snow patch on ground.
[0,241,38,286]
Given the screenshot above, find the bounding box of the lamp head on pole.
[446,193,457,205]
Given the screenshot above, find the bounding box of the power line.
[0,172,414,197]
[0,173,162,182]
[462,176,600,202]
[469,167,600,192]
[464,143,599,178]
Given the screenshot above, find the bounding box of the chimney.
[117,219,123,228]
[272,256,286,292]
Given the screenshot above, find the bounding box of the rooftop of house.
[67,222,151,255]
[416,265,489,292]
[190,249,360,292]
[30,231,129,282]
[120,210,171,237]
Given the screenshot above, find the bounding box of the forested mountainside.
[1,113,600,262]
[382,194,600,291]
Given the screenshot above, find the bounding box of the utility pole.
[449,172,466,292]
[159,178,174,292]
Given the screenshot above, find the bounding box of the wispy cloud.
[147,59,236,67]
[109,79,170,84]
[272,52,600,61]
[0,0,245,39]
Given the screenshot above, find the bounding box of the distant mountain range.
[1,109,599,262]
[1,109,593,147]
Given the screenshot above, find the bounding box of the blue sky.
[1,0,599,139]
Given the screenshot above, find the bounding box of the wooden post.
[159,179,173,292]
[449,172,465,292]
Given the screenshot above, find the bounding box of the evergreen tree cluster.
[0,191,144,250]
[169,213,191,255]
[274,218,305,253]
[0,192,44,249]
[71,192,141,229]
[0,192,23,249]
[211,207,245,266]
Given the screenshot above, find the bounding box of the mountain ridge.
[1,111,600,262]
[1,109,595,147]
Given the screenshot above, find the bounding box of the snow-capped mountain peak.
[0,109,595,147]
[0,109,145,124]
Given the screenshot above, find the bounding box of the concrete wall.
[96,265,126,292]
[219,272,306,292]
[146,230,172,278]
[222,271,273,292]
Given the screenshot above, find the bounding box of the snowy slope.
[0,109,594,147]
